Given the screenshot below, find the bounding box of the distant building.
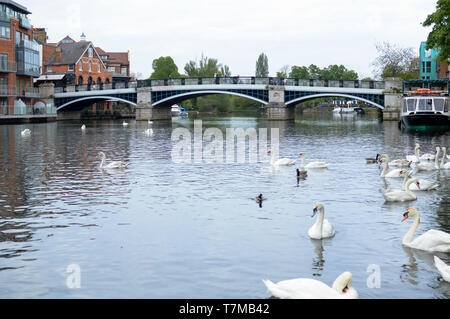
[419,41,448,80]
[95,47,130,87]
[0,0,41,115]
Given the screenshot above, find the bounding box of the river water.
[0,113,449,299]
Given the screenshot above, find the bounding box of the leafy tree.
[308,64,322,79]
[184,54,222,77]
[321,64,358,80]
[289,66,310,79]
[276,65,291,78]
[255,53,269,77]
[219,65,231,77]
[150,56,180,79]
[371,42,416,79]
[423,0,450,63]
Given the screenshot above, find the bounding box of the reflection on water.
[0,113,449,298]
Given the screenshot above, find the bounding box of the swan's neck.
[301,155,306,168]
[415,147,420,160]
[100,156,106,168]
[381,161,389,177]
[403,214,420,245]
[434,149,440,168]
[404,179,416,197]
[401,174,408,190]
[270,151,275,165]
[314,208,325,233]
[441,149,447,167]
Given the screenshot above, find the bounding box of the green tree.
[321,64,358,80]
[289,66,310,78]
[423,0,450,63]
[150,56,180,79]
[219,65,231,77]
[255,53,269,77]
[308,64,322,79]
[184,54,222,77]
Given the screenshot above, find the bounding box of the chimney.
[80,32,86,42]
[55,47,62,63]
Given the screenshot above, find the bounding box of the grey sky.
[26,0,437,79]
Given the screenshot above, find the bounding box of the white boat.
[332,107,342,113]
[171,105,188,117]
[341,106,356,113]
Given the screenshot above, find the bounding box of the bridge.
[41,76,402,121]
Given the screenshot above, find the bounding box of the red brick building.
[0,1,41,115]
[96,47,131,87]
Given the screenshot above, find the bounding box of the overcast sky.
[26,0,437,79]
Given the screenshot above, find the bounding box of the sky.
[25,0,438,79]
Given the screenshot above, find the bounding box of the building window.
[47,65,52,72]
[68,65,74,71]
[88,62,92,72]
[0,26,10,39]
[426,61,431,73]
[88,47,93,58]
[98,64,101,73]
[0,54,7,70]
[121,67,127,75]
[79,62,83,71]
[15,31,21,45]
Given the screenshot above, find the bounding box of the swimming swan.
[262,272,358,299]
[401,208,450,253]
[379,155,403,178]
[440,147,450,169]
[416,147,440,171]
[400,170,438,191]
[98,152,129,169]
[308,202,335,239]
[434,256,450,282]
[123,121,129,127]
[406,143,420,163]
[299,152,328,169]
[21,129,31,136]
[268,149,296,166]
[383,178,419,202]
[81,124,86,130]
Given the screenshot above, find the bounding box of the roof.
[96,47,129,65]
[35,73,66,81]
[46,42,90,66]
[0,0,31,14]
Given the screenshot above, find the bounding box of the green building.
[419,41,440,80]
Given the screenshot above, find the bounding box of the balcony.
[16,39,40,52]
[0,86,17,96]
[0,61,17,73]
[19,17,31,29]
[0,86,40,98]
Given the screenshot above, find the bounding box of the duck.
[416,147,440,171]
[308,202,335,240]
[262,272,358,299]
[401,208,450,253]
[378,155,404,178]
[21,129,31,136]
[406,143,421,163]
[434,256,450,282]
[268,149,296,166]
[98,151,129,169]
[383,177,419,202]
[299,152,328,169]
[440,147,450,169]
[366,154,380,164]
[296,168,308,181]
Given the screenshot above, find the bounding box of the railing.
[0,104,57,116]
[0,61,17,72]
[0,86,40,97]
[136,77,386,90]
[19,17,32,29]
[16,39,40,51]
[55,81,137,93]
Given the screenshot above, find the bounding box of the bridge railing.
[55,81,138,93]
[136,77,385,89]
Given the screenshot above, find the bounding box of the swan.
[434,256,450,282]
[144,128,153,136]
[383,178,419,202]
[400,170,438,191]
[420,149,436,161]
[389,158,412,168]
[440,147,450,169]
[81,124,86,130]
[379,155,403,178]
[406,143,420,163]
[262,272,358,299]
[308,203,335,239]
[148,120,153,125]
[401,208,450,253]
[299,152,328,169]
[416,147,440,171]
[98,152,129,169]
[268,149,296,166]
[123,121,129,127]
[21,129,31,136]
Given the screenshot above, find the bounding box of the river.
[0,113,449,298]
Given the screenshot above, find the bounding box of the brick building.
[96,47,131,87]
[0,0,40,115]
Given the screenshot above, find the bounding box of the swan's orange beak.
[343,287,349,293]
[401,212,409,222]
[416,182,421,190]
[312,207,318,218]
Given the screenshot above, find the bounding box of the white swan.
[383,178,419,202]
[401,208,450,253]
[379,155,403,178]
[268,149,296,166]
[420,150,436,161]
[416,147,440,171]
[98,152,129,169]
[400,170,438,191]
[406,143,421,163]
[308,202,335,239]
[440,147,450,169]
[81,124,86,130]
[123,121,129,127]
[262,272,358,299]
[299,152,328,169]
[144,128,153,136]
[21,129,31,136]
[434,256,450,282]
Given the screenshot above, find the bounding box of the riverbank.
[0,114,57,125]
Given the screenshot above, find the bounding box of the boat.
[400,89,449,129]
[171,105,188,117]
[332,107,342,113]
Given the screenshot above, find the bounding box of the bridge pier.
[266,86,295,121]
[136,87,172,121]
[382,77,402,121]
[57,111,81,120]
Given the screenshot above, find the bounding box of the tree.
[308,64,322,79]
[289,66,310,79]
[219,65,231,77]
[371,42,416,79]
[184,54,222,77]
[255,53,269,77]
[150,56,180,79]
[321,64,358,80]
[423,0,450,63]
[276,65,291,78]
